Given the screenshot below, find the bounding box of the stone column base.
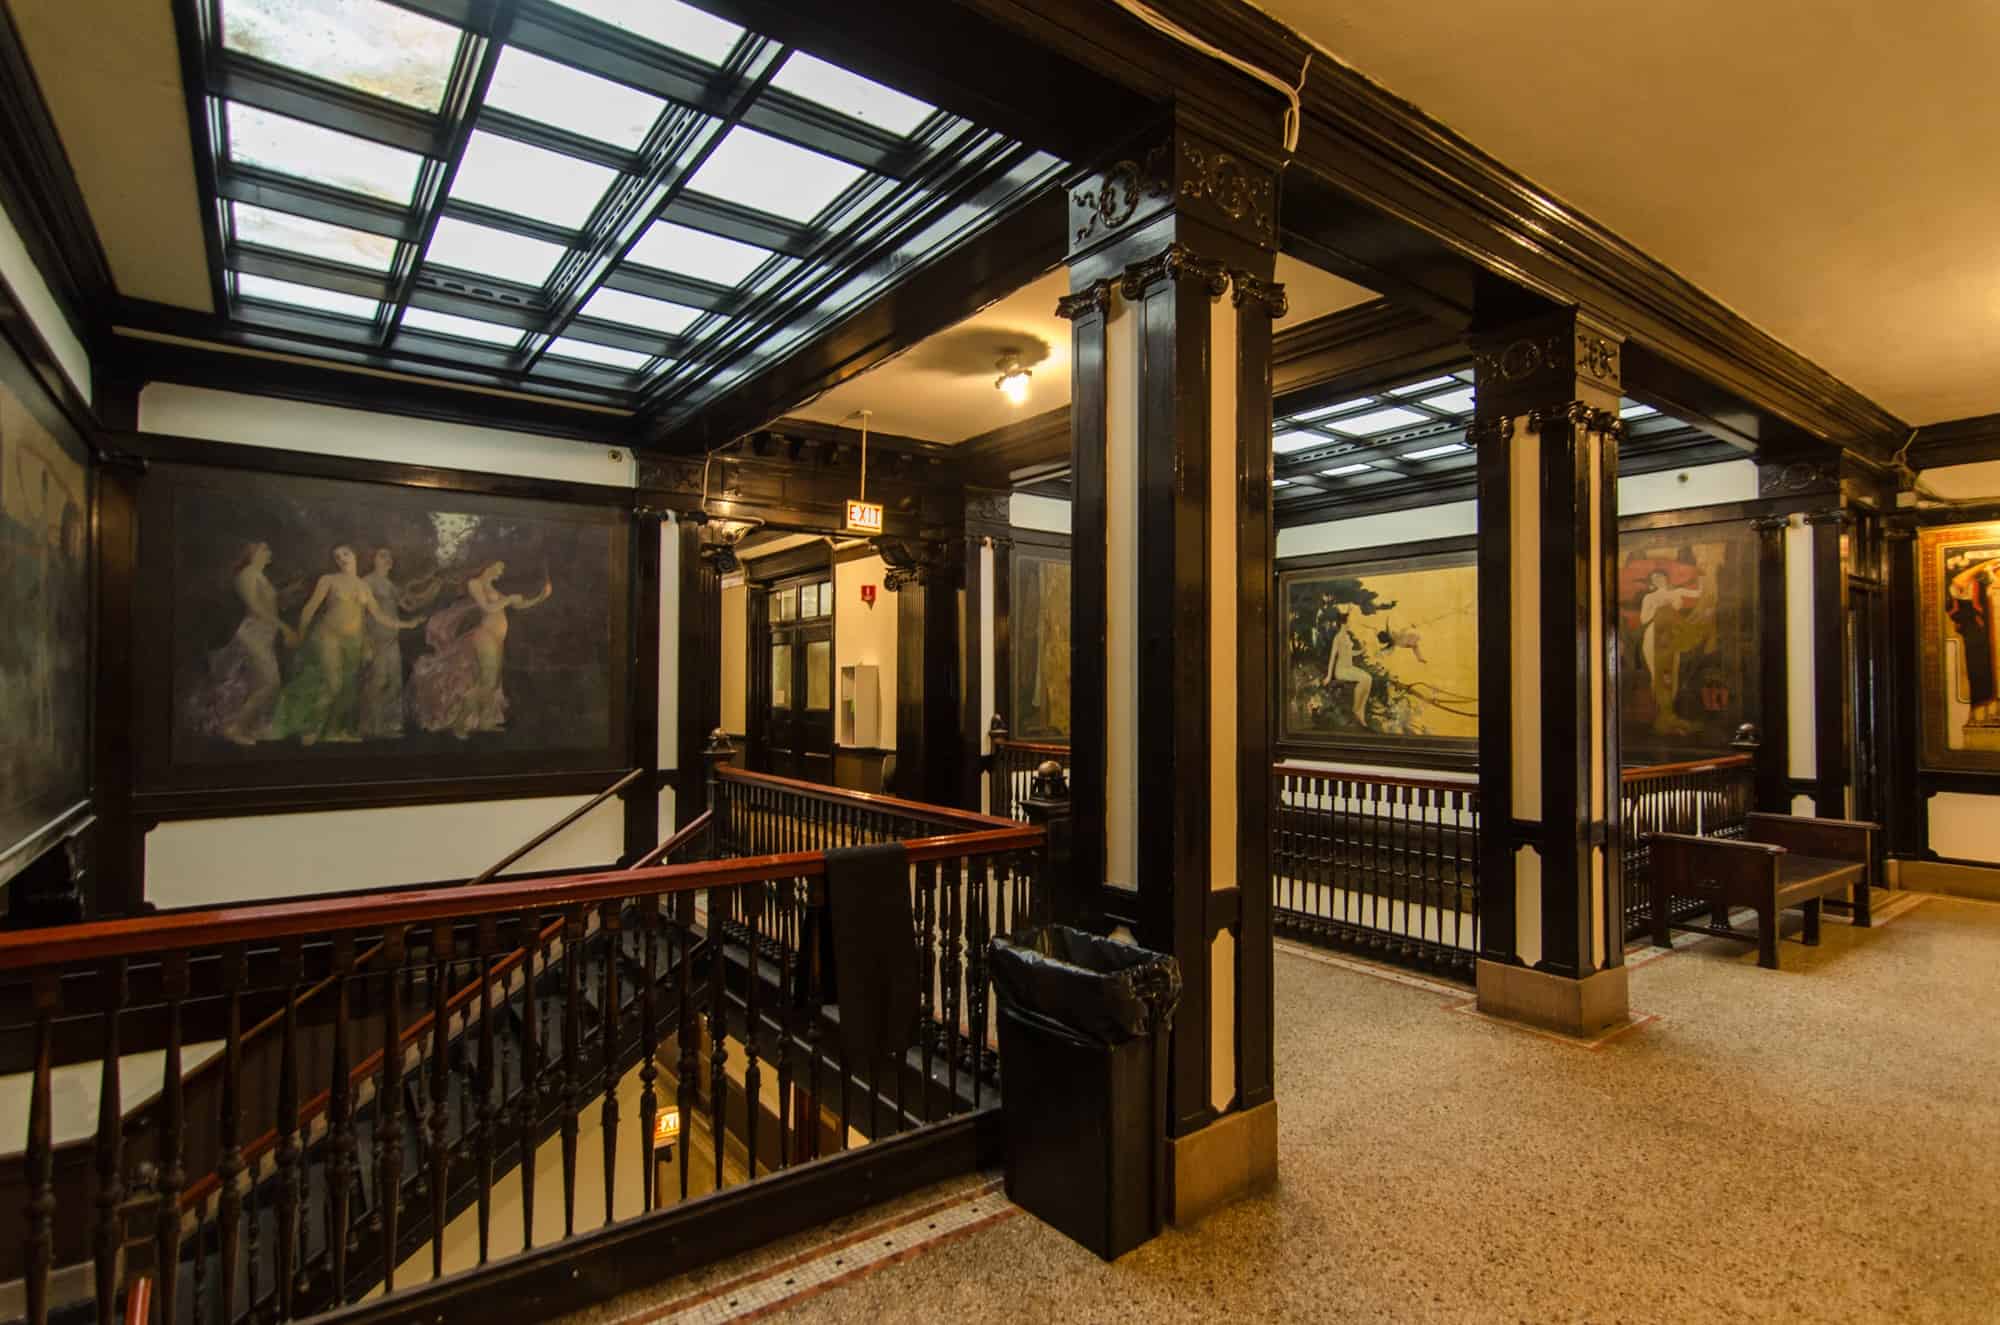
[1476,959,1629,1038]
[1168,1100,1277,1226]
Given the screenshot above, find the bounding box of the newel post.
[702,728,736,836]
[1020,759,1076,929]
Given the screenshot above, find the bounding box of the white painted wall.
[146,796,626,910]
[832,552,897,749]
[719,574,747,735]
[1010,492,1070,534]
[133,387,649,904]
[138,384,634,487]
[1618,459,1757,515]
[1277,501,1476,558]
[0,199,90,403]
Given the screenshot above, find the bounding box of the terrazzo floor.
[564,892,2000,1324]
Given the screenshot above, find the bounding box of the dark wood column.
[1470,307,1629,1031]
[672,516,724,828]
[1807,507,1854,819]
[1062,112,1284,1220]
[1751,514,1793,814]
[884,540,962,806]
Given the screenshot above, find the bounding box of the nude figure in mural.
[197,541,300,745]
[1323,617,1373,723]
[1639,567,1708,736]
[273,545,424,746]
[407,561,553,739]
[358,547,442,740]
[1375,621,1428,664]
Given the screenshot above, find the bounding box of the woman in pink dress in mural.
[408,560,554,739]
[194,540,299,745]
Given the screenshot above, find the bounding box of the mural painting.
[142,465,629,792]
[1010,546,1071,741]
[1617,520,1758,758]
[1918,521,2000,773]
[0,371,90,882]
[1278,550,1477,761]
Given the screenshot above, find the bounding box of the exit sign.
[845,499,883,534]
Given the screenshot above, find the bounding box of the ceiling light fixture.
[995,350,1031,405]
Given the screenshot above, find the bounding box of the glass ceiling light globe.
[994,350,1031,405]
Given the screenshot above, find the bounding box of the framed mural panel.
[1277,545,1478,764]
[136,462,631,796]
[0,326,92,886]
[1917,520,2000,773]
[1617,517,1759,761]
[1009,542,1071,741]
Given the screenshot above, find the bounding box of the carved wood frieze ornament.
[1054,279,1113,322]
[1177,139,1275,245]
[1471,322,1623,394]
[1070,144,1172,245]
[1119,242,1230,299]
[1463,415,1515,448]
[964,488,1011,527]
[1758,458,1840,496]
[1230,269,1288,318]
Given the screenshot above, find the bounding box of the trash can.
[989,926,1182,1260]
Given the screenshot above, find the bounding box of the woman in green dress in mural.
[274,544,425,745]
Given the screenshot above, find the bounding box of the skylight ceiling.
[181,0,1065,421]
[1271,366,1725,517]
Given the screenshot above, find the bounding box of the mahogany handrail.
[991,737,1070,755]
[466,767,644,887]
[1620,754,1754,783]
[1272,762,1480,797]
[718,766,1023,832]
[629,810,713,870]
[0,829,1041,972]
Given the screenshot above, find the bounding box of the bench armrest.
[1645,831,1781,896]
[1743,812,1877,863]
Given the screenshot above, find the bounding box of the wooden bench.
[1646,813,1879,969]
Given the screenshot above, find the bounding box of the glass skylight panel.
[231,203,396,271]
[1293,397,1376,421]
[1402,442,1468,460]
[235,272,379,321]
[1621,403,1659,419]
[771,52,935,136]
[484,47,666,150]
[1272,430,1322,455]
[547,0,744,65]
[226,102,424,204]
[221,0,461,112]
[399,306,525,348]
[449,133,615,231]
[425,218,568,286]
[1321,463,1372,477]
[686,127,865,223]
[546,337,652,371]
[1271,478,1293,488]
[1326,406,1430,437]
[627,220,773,285]
[1416,386,1477,415]
[1388,376,1459,395]
[580,287,700,336]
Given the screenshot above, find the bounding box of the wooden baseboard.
[1892,858,2000,902]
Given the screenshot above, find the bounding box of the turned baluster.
[515,907,539,1253]
[24,970,56,1325]
[377,925,407,1293]
[428,921,452,1279]
[560,906,583,1236]
[326,933,358,1304]
[743,884,762,1172]
[600,900,621,1224]
[217,946,247,1325]
[94,958,127,1322]
[709,888,728,1191]
[674,893,697,1202]
[474,915,498,1265]
[155,951,188,1325]
[639,896,660,1207]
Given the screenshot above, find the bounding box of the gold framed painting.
[1918,520,2000,773]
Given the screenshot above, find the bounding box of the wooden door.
[758,574,835,783]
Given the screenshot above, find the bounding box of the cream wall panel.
[1009,493,1071,534]
[0,203,90,401]
[720,580,747,735]
[137,384,632,487]
[833,554,897,749]
[146,796,625,910]
[1104,292,1138,891]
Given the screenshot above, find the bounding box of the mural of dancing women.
[408,561,554,739]
[271,545,427,745]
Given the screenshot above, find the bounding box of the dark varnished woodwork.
[673,518,724,829]
[890,560,962,806]
[1807,509,1852,819]
[625,515,664,863]
[1752,515,1794,813]
[1060,284,1109,913]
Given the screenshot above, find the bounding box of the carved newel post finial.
[1030,759,1069,801]
[988,713,1008,743]
[702,727,736,816]
[704,727,736,758]
[1730,722,1762,753]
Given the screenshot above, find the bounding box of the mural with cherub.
[1616,519,1759,757]
[1279,550,1478,760]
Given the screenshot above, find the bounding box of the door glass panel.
[805,640,831,710]
[772,587,794,622]
[770,643,792,709]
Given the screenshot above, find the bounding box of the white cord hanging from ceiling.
[1106,0,1311,152]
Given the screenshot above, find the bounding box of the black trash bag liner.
[988,926,1182,1047]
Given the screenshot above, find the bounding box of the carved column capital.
[1229,269,1287,318]
[1055,279,1113,321]
[1119,242,1229,300]
[1749,514,1794,533]
[1803,507,1855,527]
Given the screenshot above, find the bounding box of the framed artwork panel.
[1009,543,1071,741]
[1917,520,2000,773]
[136,461,631,797]
[1617,517,1760,761]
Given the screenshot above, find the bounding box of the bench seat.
[1647,813,1879,970]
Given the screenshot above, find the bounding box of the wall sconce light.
[995,350,1031,406]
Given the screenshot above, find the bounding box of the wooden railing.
[0,782,1045,1325]
[988,733,1070,822]
[1620,754,1756,939]
[1270,763,1481,981]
